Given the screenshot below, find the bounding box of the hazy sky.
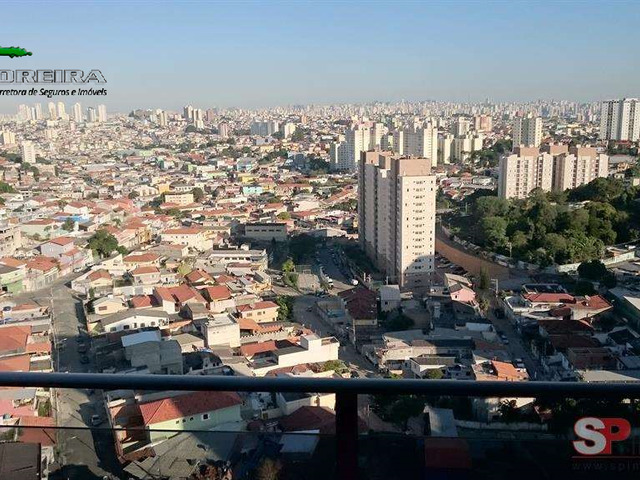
[1,0,639,113]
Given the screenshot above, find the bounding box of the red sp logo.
[573,417,631,455]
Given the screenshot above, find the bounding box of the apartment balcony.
[1,372,640,479]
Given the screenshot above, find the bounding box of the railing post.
[336,391,358,480]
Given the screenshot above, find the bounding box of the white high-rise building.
[600,98,640,141]
[34,103,42,121]
[0,131,16,146]
[87,107,97,123]
[97,104,107,123]
[47,102,57,120]
[452,116,471,136]
[218,121,230,138]
[391,124,438,167]
[73,103,83,122]
[359,152,436,288]
[438,134,454,164]
[452,133,484,162]
[280,122,296,138]
[156,109,167,127]
[342,124,370,172]
[57,102,67,121]
[21,141,36,164]
[183,105,194,123]
[512,114,542,148]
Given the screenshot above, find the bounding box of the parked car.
[90,415,102,426]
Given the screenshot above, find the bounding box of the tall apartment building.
[452,116,471,136]
[218,121,230,138]
[498,147,553,199]
[438,133,454,164]
[0,131,16,146]
[512,114,542,148]
[342,125,371,172]
[359,152,436,289]
[97,104,108,123]
[57,102,67,121]
[47,102,56,120]
[87,107,97,123]
[498,146,608,199]
[21,141,36,164]
[34,103,42,121]
[73,103,83,123]
[553,146,609,191]
[474,114,493,133]
[600,98,640,141]
[250,120,279,137]
[452,133,484,162]
[391,125,438,167]
[183,105,194,122]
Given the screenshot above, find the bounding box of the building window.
[202,413,209,420]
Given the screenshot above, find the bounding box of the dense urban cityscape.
[1,0,640,478]
[0,95,638,478]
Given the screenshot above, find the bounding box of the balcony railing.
[3,372,640,480]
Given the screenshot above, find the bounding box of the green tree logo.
[0,46,32,58]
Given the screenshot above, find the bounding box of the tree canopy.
[87,229,120,258]
[448,178,640,266]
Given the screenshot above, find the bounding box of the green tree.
[578,260,608,281]
[0,182,16,193]
[322,360,347,373]
[282,258,295,273]
[62,218,75,232]
[276,211,290,220]
[480,216,508,250]
[192,187,205,203]
[87,229,119,258]
[128,191,139,200]
[275,295,293,321]
[425,369,444,380]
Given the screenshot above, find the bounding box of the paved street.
[12,275,121,479]
[487,299,543,381]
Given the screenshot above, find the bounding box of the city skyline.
[1,1,639,112]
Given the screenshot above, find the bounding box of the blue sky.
[1,1,639,112]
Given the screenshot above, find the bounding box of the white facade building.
[600,98,640,141]
[512,114,542,148]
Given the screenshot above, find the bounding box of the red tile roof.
[88,269,111,282]
[524,293,575,304]
[139,391,241,425]
[237,301,279,313]
[0,354,30,372]
[0,326,30,353]
[130,295,157,308]
[47,236,74,246]
[124,253,160,263]
[131,266,160,276]
[18,416,56,446]
[200,285,232,302]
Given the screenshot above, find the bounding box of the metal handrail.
[2,371,638,397]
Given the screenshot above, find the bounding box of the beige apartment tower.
[359,151,436,289]
[498,146,609,199]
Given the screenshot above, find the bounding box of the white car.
[350,279,359,286]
